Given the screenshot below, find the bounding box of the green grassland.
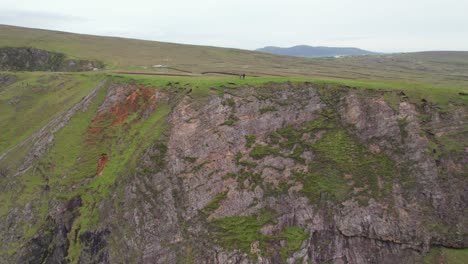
[1,25,468,88]
[0,72,105,154]
[109,73,467,110]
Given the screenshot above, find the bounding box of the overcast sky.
[1,0,467,52]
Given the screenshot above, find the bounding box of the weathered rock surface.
[1,81,466,263]
[105,84,467,263]
[0,47,104,71]
[0,74,17,88]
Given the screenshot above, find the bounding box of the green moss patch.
[245,135,256,148]
[212,215,270,254]
[259,114,398,204]
[250,145,279,160]
[306,129,397,202]
[220,114,239,126]
[424,247,468,264]
[211,211,308,259]
[278,227,308,260]
[259,106,277,114]
[235,168,262,189]
[239,160,258,168]
[201,191,228,215]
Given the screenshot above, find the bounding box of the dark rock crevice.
[17,196,82,264]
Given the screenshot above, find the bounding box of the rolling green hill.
[1,24,468,88]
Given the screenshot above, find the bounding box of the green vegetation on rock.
[424,247,468,264]
[259,106,277,114]
[211,213,273,254]
[245,135,256,148]
[255,114,398,203]
[306,129,397,202]
[279,227,309,260]
[211,211,308,259]
[201,191,228,215]
[250,145,280,159]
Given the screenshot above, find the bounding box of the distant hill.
[256,45,380,58]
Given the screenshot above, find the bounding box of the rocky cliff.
[0,74,466,263]
[0,47,104,72]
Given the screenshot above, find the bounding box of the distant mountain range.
[256,45,380,58]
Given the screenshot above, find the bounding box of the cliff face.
[0,47,104,71]
[0,76,466,263]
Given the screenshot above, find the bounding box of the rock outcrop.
[0,80,466,263]
[0,47,104,72]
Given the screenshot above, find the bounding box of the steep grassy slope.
[0,73,174,262]
[0,71,466,263]
[1,25,468,88]
[0,73,104,153]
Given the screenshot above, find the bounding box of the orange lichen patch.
[96,153,108,176]
[108,105,131,125]
[88,126,102,134]
[88,85,158,133]
[126,89,139,105]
